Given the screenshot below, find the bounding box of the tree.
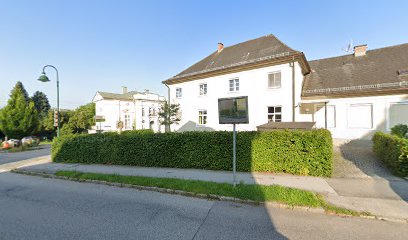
[61,103,95,135]
[31,91,51,116]
[158,102,180,132]
[15,81,30,102]
[0,82,39,139]
[42,108,73,138]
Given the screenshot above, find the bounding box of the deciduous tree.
[158,102,180,132]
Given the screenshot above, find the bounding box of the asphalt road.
[0,172,407,240]
[0,145,51,164]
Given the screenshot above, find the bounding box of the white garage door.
[348,103,373,128]
[389,103,408,128]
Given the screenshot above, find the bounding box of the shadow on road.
[0,145,51,165]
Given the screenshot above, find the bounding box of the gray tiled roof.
[167,34,300,81]
[303,43,408,98]
[97,91,140,100]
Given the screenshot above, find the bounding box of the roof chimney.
[354,44,367,57]
[122,86,128,94]
[217,42,224,53]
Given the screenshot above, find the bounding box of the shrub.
[391,124,408,138]
[372,132,408,177]
[52,129,333,177]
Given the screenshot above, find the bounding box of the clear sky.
[1,0,407,109]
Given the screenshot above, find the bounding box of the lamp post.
[38,65,60,137]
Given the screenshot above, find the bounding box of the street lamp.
[38,65,60,137]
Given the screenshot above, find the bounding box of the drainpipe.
[291,56,296,122]
[164,82,170,132]
[324,101,328,129]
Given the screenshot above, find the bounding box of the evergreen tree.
[0,82,39,139]
[31,91,51,116]
[15,81,30,102]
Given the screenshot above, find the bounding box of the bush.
[372,132,408,177]
[52,129,333,177]
[391,124,408,138]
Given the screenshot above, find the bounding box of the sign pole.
[233,123,237,187]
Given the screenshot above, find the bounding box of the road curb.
[12,169,408,224]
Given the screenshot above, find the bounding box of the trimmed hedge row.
[52,129,333,177]
[372,132,408,177]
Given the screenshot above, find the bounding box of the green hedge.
[52,129,333,177]
[372,132,408,177]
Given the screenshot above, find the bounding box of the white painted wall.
[167,61,408,139]
[169,62,304,132]
[301,94,408,139]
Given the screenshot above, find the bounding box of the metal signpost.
[218,96,249,187]
[94,116,106,133]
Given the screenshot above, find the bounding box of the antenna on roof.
[342,39,353,53]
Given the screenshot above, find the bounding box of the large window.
[268,72,281,88]
[229,79,239,92]
[199,83,207,96]
[347,103,373,128]
[268,106,282,122]
[176,88,182,98]
[198,110,207,125]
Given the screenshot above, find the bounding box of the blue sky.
[1,0,407,109]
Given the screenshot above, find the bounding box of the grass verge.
[55,170,369,216]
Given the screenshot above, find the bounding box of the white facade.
[169,62,304,132]
[168,64,408,139]
[91,90,166,133]
[300,95,408,139]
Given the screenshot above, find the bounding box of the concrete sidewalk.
[17,162,408,221]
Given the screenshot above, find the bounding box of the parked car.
[7,139,21,147]
[21,136,40,146]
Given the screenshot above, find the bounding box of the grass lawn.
[55,171,368,216]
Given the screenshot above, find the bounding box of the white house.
[90,87,166,133]
[163,34,408,139]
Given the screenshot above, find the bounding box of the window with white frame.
[229,79,239,92]
[124,114,131,129]
[267,106,282,122]
[389,102,408,129]
[199,83,207,95]
[176,88,182,98]
[142,107,145,117]
[268,72,281,88]
[347,103,373,128]
[198,110,207,125]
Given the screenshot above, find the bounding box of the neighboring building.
[163,34,408,139]
[90,87,166,133]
